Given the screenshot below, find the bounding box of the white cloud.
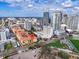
[0,0,34,8]
[0,0,33,3]
[74,7,79,10]
[27,4,33,8]
[49,8,64,11]
[0,0,71,13]
[0,0,23,3]
[72,7,79,14]
[62,0,72,8]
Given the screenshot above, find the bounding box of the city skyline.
[0,8,79,59]
[0,0,79,59]
[0,0,79,17]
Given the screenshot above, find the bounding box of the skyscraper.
[0,30,7,41]
[42,25,53,38]
[43,12,49,25]
[50,11,62,31]
[62,14,68,25]
[24,21,32,30]
[68,15,79,31]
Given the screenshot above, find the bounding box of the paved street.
[8,48,40,59]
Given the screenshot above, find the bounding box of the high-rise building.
[43,12,49,25]
[43,25,53,38]
[68,15,79,31]
[62,14,68,25]
[2,18,5,27]
[50,11,62,31]
[35,25,53,39]
[5,28,11,39]
[0,28,11,41]
[77,17,79,31]
[0,30,7,41]
[24,21,32,30]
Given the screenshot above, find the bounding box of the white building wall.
[24,21,32,30]
[50,11,62,31]
[42,26,53,38]
[0,31,6,41]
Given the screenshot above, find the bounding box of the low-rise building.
[34,25,53,39]
[11,25,37,46]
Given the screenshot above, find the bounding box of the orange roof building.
[11,26,37,45]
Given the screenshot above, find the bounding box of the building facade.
[62,14,68,25]
[24,21,32,30]
[43,12,50,25]
[68,15,79,31]
[0,30,7,41]
[50,11,62,31]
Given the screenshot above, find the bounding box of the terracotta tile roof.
[11,26,37,45]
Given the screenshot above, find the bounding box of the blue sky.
[0,0,79,17]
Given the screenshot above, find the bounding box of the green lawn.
[67,36,79,40]
[70,37,79,40]
[67,36,79,51]
[70,40,79,50]
[47,40,65,48]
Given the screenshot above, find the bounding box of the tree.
[38,45,56,59]
[4,42,13,50]
[58,51,69,59]
[3,56,8,59]
[31,26,36,32]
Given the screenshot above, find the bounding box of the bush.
[58,51,69,59]
[3,56,8,59]
[4,42,13,50]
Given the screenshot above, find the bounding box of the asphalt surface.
[8,48,41,59]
